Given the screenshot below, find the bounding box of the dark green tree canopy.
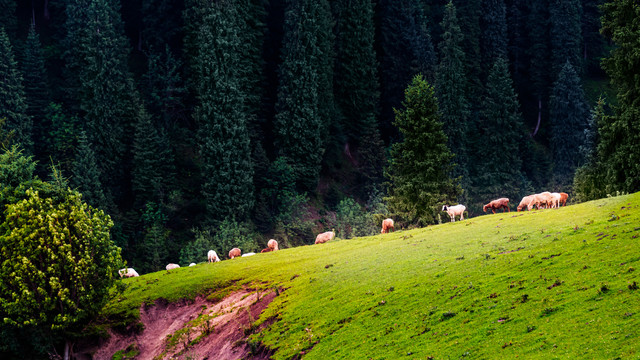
[385,75,459,225]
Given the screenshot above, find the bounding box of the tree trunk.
[532,98,542,137]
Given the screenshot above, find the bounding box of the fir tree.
[46,103,78,175]
[582,0,606,73]
[194,1,254,223]
[379,0,437,141]
[334,0,384,194]
[64,0,140,203]
[142,45,186,130]
[470,58,525,212]
[385,75,459,226]
[21,24,50,162]
[453,0,483,103]
[436,1,470,200]
[550,0,583,75]
[480,0,508,78]
[132,105,169,208]
[274,0,324,191]
[71,131,107,211]
[0,1,17,41]
[596,0,640,193]
[0,28,33,153]
[549,60,589,186]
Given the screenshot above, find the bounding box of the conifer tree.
[142,46,186,129]
[385,75,459,225]
[596,0,640,193]
[470,58,525,211]
[453,0,483,102]
[480,0,508,78]
[334,0,384,194]
[379,0,437,140]
[436,1,470,200]
[0,28,33,153]
[46,103,78,175]
[550,0,583,75]
[582,0,606,72]
[132,105,170,208]
[64,0,140,204]
[274,0,324,191]
[549,61,589,186]
[21,24,50,162]
[0,1,17,41]
[72,131,107,211]
[194,1,254,223]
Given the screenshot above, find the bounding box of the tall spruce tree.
[21,24,50,163]
[596,0,640,193]
[194,1,254,223]
[71,131,107,211]
[480,0,508,79]
[550,0,583,75]
[470,58,525,212]
[582,0,606,73]
[274,0,324,191]
[132,105,170,208]
[64,0,141,207]
[334,0,384,195]
[436,1,470,201]
[0,28,32,153]
[379,0,437,141]
[453,0,483,103]
[549,60,589,186]
[385,75,459,226]
[0,1,17,41]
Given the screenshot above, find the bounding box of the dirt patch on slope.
[77,288,277,359]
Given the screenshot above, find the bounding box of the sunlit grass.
[102,193,640,359]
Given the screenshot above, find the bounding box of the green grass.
[102,193,640,359]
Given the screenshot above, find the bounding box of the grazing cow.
[166,263,180,270]
[208,250,221,263]
[229,248,242,259]
[119,268,139,278]
[550,193,562,208]
[528,192,554,210]
[442,204,466,222]
[381,218,395,234]
[517,195,535,211]
[315,231,335,244]
[483,198,510,213]
[260,248,272,253]
[559,192,569,206]
[268,239,279,251]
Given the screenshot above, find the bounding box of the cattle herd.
[119,192,569,277]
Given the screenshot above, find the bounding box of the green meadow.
[104,193,640,359]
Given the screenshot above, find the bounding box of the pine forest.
[1,0,639,277]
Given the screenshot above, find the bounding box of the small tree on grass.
[385,75,460,226]
[0,147,123,359]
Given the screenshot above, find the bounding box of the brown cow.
[315,231,335,244]
[228,248,242,259]
[559,192,568,206]
[381,218,394,233]
[483,198,510,213]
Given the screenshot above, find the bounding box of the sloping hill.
[85,193,640,359]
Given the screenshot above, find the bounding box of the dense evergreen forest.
[1,0,637,275]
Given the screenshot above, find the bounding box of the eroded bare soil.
[76,288,276,360]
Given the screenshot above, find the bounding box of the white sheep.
[208,250,221,263]
[241,252,256,257]
[189,263,196,267]
[166,263,180,270]
[442,204,466,222]
[118,268,139,278]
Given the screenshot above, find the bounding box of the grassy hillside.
[103,193,640,359]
